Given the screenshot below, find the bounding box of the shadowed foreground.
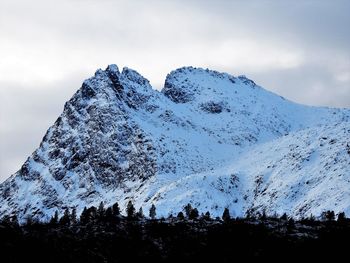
[1,215,349,262]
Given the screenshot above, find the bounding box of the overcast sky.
[0,0,349,182]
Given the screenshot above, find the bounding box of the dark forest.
[1,202,349,262]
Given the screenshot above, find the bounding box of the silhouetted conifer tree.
[97,201,105,219]
[337,212,346,222]
[327,210,335,221]
[280,213,288,220]
[260,211,267,220]
[89,206,97,220]
[50,210,59,225]
[309,214,315,222]
[184,203,193,218]
[105,207,113,220]
[287,218,295,233]
[71,208,77,225]
[189,208,199,220]
[203,211,211,220]
[177,211,185,220]
[25,214,34,226]
[59,208,71,226]
[80,207,89,224]
[112,202,120,216]
[137,207,144,219]
[149,204,156,219]
[322,210,335,221]
[126,201,135,219]
[222,208,230,222]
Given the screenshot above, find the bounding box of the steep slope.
[150,122,350,218]
[0,64,349,220]
[240,122,350,217]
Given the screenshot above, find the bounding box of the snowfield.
[0,64,349,221]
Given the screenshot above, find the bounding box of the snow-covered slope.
[1,65,349,220]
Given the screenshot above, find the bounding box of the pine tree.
[280,213,288,221]
[25,214,34,226]
[105,207,113,220]
[112,202,120,216]
[177,211,185,220]
[322,210,335,221]
[326,210,335,221]
[184,203,193,218]
[222,208,230,222]
[149,204,156,219]
[260,210,267,220]
[308,214,315,222]
[89,206,97,220]
[287,218,295,233]
[126,200,135,219]
[189,208,199,220]
[50,210,59,225]
[136,207,144,219]
[97,201,105,219]
[203,211,211,221]
[59,208,71,226]
[80,207,89,224]
[337,212,346,222]
[71,208,77,225]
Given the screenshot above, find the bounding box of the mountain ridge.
[1,64,349,221]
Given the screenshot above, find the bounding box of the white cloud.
[335,72,350,83]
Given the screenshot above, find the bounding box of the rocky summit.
[1,64,350,221]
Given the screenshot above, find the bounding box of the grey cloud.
[187,0,350,48]
[250,63,350,108]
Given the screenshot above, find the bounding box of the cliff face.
[1,64,349,220]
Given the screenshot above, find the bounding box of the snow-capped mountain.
[1,64,349,221]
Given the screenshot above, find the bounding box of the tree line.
[2,200,347,227]
[1,202,350,262]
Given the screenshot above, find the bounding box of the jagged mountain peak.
[162,66,237,103]
[1,64,349,221]
[162,66,268,106]
[121,66,151,87]
[81,64,152,97]
[164,66,235,82]
[106,64,120,75]
[72,64,157,114]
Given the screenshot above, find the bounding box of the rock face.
[1,65,350,220]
